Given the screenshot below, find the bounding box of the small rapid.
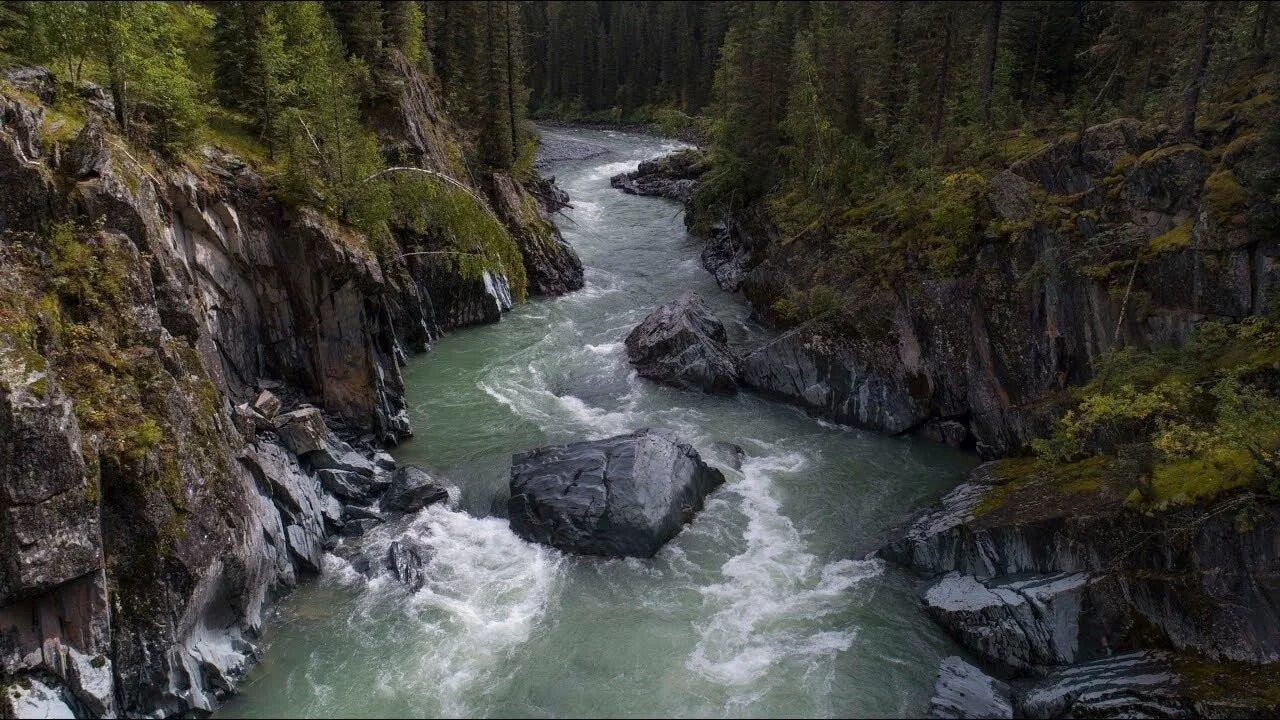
[221,128,976,718]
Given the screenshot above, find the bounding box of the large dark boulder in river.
[625,291,740,394]
[507,428,724,557]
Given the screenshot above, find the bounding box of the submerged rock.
[928,656,1014,719]
[387,538,432,592]
[625,291,740,394]
[381,466,449,514]
[507,428,724,557]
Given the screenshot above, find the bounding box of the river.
[220,127,976,718]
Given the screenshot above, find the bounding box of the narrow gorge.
[3,2,1280,719]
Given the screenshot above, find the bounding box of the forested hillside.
[1,1,538,256]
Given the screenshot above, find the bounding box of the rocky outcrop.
[625,291,740,394]
[507,429,725,558]
[1016,651,1189,719]
[610,148,706,203]
[923,572,1095,671]
[701,207,775,293]
[0,59,574,718]
[882,462,1280,666]
[928,656,1013,719]
[687,98,1280,456]
[880,453,1280,716]
[488,171,584,296]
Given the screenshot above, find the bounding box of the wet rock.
[707,441,746,472]
[343,505,385,522]
[1016,651,1189,719]
[508,428,725,558]
[928,656,1013,719]
[373,451,396,471]
[625,291,740,394]
[917,419,969,448]
[386,538,431,591]
[341,519,380,538]
[924,572,1091,670]
[380,466,448,514]
[610,149,706,203]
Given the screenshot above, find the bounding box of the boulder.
[273,408,374,477]
[381,466,449,514]
[508,428,724,557]
[252,390,281,419]
[625,291,740,394]
[928,656,1013,719]
[341,519,380,538]
[315,469,368,502]
[923,572,1091,670]
[61,121,109,179]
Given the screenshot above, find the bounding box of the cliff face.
[690,93,1279,458]
[0,64,580,718]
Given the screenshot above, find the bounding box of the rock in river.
[381,466,450,514]
[507,428,725,557]
[625,291,740,394]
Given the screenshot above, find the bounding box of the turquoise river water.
[220,127,976,718]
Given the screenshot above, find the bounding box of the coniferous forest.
[1,2,1280,719]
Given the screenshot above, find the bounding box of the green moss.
[1173,654,1280,710]
[1201,170,1248,225]
[1146,219,1194,255]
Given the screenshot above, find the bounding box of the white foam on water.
[365,505,563,717]
[585,341,622,356]
[686,451,882,698]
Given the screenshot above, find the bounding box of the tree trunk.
[1026,9,1046,107]
[1253,0,1272,69]
[931,14,953,146]
[504,2,519,155]
[1180,2,1216,140]
[980,1,1002,128]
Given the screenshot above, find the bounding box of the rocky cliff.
[678,82,1279,458]
[0,63,579,718]
[625,73,1280,717]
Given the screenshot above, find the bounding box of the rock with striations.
[625,291,740,394]
[381,465,449,514]
[507,428,724,558]
[928,656,1014,719]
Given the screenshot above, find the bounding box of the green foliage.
[1032,316,1280,507]
[391,174,529,301]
